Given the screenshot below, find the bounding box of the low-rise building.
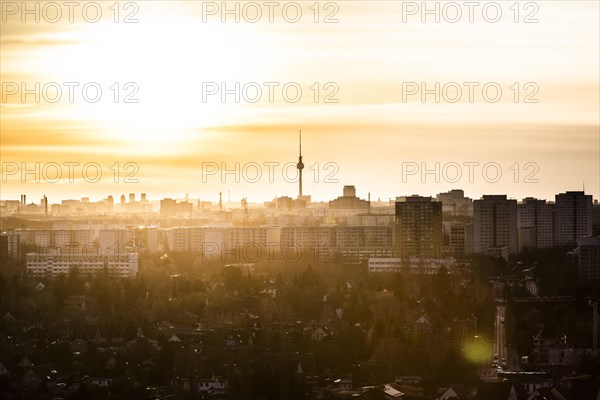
[26,252,138,278]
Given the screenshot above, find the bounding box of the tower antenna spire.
[297,130,304,199]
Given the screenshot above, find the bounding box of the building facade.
[554,191,593,246]
[395,196,443,259]
[517,198,554,251]
[473,195,518,257]
[26,252,138,278]
[577,236,600,280]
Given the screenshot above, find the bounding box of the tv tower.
[297,130,304,199]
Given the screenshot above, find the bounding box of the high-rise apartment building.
[395,196,442,259]
[473,195,518,257]
[517,198,554,251]
[554,191,593,246]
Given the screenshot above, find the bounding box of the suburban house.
[383,383,405,399]
[438,384,471,399]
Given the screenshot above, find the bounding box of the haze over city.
[1,1,600,400]
[1,1,599,202]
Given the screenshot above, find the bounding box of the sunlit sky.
[1,1,599,204]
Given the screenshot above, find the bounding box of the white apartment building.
[26,252,138,278]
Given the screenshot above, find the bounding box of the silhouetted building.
[518,197,553,251]
[160,198,193,218]
[274,196,294,210]
[271,196,306,210]
[329,186,370,210]
[41,195,48,216]
[0,234,8,273]
[577,236,600,280]
[473,195,518,259]
[592,200,600,236]
[164,226,281,257]
[395,196,442,259]
[343,185,356,197]
[554,191,593,246]
[0,200,21,215]
[436,189,473,217]
[465,223,474,254]
[281,225,394,261]
[443,221,468,255]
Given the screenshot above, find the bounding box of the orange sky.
[1,1,599,203]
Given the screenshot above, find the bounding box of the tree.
[51,341,73,370]
[298,265,319,288]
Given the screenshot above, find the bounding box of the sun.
[34,2,265,146]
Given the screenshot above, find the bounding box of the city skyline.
[2,186,600,206]
[1,1,599,202]
[1,2,599,398]
[1,131,599,203]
